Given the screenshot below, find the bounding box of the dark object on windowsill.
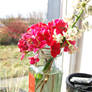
[66,73,92,92]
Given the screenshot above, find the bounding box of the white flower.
[64,28,78,40]
[53,30,63,43]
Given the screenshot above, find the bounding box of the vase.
[29,55,63,92]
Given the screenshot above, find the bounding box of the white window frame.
[60,0,84,91]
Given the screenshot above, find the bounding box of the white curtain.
[80,1,92,74]
[80,29,92,74]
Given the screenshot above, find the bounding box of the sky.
[0,0,48,18]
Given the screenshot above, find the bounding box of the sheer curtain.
[80,31,92,74]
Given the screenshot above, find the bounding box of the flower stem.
[36,58,53,91]
[72,9,84,28]
[36,79,44,89]
[40,82,45,92]
[43,57,54,73]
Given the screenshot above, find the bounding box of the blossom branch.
[72,9,84,28]
[71,1,89,28]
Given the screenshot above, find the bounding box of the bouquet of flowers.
[18,0,90,92]
[18,0,89,67]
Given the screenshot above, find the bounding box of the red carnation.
[29,54,39,64]
[64,40,76,52]
[18,39,28,52]
[51,41,61,57]
[55,19,68,35]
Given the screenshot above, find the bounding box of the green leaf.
[34,73,43,84]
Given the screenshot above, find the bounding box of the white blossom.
[53,30,63,43]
